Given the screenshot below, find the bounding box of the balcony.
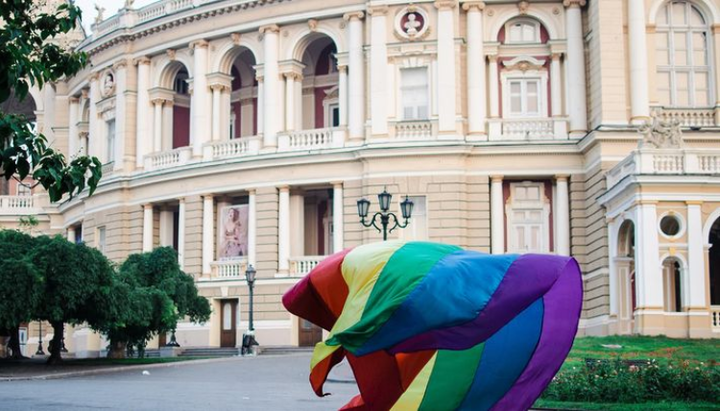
[288,256,325,277]
[204,136,261,161]
[144,147,193,171]
[277,128,345,152]
[488,118,568,141]
[209,259,248,280]
[394,120,435,140]
[606,149,720,189]
[656,108,717,128]
[0,195,42,215]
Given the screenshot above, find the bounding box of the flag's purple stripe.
[490,259,583,410]
[388,254,571,354]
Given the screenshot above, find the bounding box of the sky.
[74,0,155,33]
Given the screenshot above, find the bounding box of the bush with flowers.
[542,358,719,403]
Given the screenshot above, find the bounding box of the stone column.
[248,189,257,266]
[369,7,388,136]
[628,0,650,123]
[687,202,706,308]
[178,198,186,269]
[191,40,210,157]
[211,84,223,142]
[488,54,500,118]
[464,2,486,136]
[435,0,458,133]
[333,182,344,253]
[284,73,296,132]
[152,98,164,152]
[344,12,365,139]
[278,186,290,274]
[565,0,588,135]
[89,74,100,159]
[490,175,504,254]
[256,74,264,136]
[635,202,662,310]
[159,208,174,247]
[68,97,80,157]
[113,60,128,170]
[555,175,570,256]
[338,64,349,127]
[142,204,154,252]
[261,25,280,148]
[162,100,174,150]
[135,57,151,168]
[67,227,76,244]
[551,53,568,139]
[202,194,214,275]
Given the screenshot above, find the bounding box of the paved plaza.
[0,354,358,410]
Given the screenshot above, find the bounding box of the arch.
[212,39,261,75]
[649,0,720,25]
[499,16,550,44]
[708,214,720,305]
[488,9,561,42]
[617,219,637,257]
[660,255,685,312]
[152,54,193,89]
[285,25,345,62]
[702,207,720,240]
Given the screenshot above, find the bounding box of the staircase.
[259,346,314,356]
[178,347,240,358]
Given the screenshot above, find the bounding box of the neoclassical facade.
[3,0,720,356]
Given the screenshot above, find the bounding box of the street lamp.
[241,264,259,356]
[357,188,414,241]
[35,322,45,356]
[166,330,180,347]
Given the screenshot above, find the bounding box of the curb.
[0,356,243,382]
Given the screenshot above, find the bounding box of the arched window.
[662,258,683,312]
[505,19,540,44]
[656,1,712,107]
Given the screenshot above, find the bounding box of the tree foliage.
[0,0,101,201]
[103,248,211,358]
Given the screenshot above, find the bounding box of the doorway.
[220,299,238,348]
[298,319,322,347]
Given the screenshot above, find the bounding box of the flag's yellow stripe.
[390,353,438,411]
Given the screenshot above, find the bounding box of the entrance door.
[299,319,322,347]
[220,300,237,348]
[18,327,27,357]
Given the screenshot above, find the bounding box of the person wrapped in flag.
[282,241,583,411]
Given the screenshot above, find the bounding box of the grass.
[534,400,720,410]
[563,335,719,367]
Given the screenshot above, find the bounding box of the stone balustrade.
[606,149,720,189]
[210,259,248,280]
[288,256,325,277]
[278,128,345,151]
[204,136,262,161]
[144,147,193,171]
[0,195,41,215]
[657,108,717,129]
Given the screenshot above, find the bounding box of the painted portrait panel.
[219,205,249,259]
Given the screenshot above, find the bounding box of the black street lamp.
[357,188,414,241]
[166,330,180,347]
[241,265,259,356]
[35,322,45,356]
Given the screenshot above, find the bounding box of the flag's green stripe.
[418,343,485,411]
[329,242,460,351]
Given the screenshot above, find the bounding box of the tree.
[0,0,101,202]
[29,235,117,364]
[0,230,40,359]
[104,248,211,358]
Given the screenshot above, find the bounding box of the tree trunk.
[107,340,127,359]
[46,322,63,365]
[8,326,25,360]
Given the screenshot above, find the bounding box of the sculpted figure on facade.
[639,111,684,149]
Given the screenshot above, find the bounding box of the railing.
[395,121,433,140]
[204,136,261,160]
[289,256,325,277]
[606,149,720,189]
[657,108,716,128]
[712,306,720,332]
[101,162,115,176]
[278,128,344,151]
[501,118,555,140]
[144,147,192,171]
[0,195,38,215]
[210,259,248,280]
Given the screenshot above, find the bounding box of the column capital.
[247,188,257,195]
[209,83,229,92]
[462,1,485,12]
[259,24,280,35]
[551,52,564,61]
[434,0,458,10]
[178,197,186,203]
[69,96,81,104]
[686,200,704,206]
[367,6,389,16]
[133,56,151,66]
[112,59,130,70]
[81,88,89,99]
[278,185,290,192]
[563,0,586,8]
[151,97,169,105]
[487,53,499,62]
[490,174,504,182]
[343,11,365,21]
[283,71,303,81]
[189,39,209,49]
[555,174,570,181]
[143,203,154,210]
[331,181,344,188]
[203,193,215,199]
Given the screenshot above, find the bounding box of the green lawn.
[563,335,719,367]
[534,400,719,410]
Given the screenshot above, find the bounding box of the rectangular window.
[97,226,107,254]
[16,183,31,196]
[506,182,549,254]
[401,68,429,121]
[507,79,542,117]
[106,119,116,164]
[399,196,428,241]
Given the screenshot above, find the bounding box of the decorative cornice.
[563,0,586,8]
[462,1,485,12]
[343,11,365,21]
[367,6,389,16]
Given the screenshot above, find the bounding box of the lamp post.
[241,264,258,356]
[357,188,414,241]
[166,330,180,347]
[35,322,45,356]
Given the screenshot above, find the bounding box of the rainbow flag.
[282,241,583,411]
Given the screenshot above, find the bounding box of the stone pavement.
[0,353,359,410]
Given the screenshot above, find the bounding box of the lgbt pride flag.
[282,241,583,411]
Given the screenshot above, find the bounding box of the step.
[259,346,314,355]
